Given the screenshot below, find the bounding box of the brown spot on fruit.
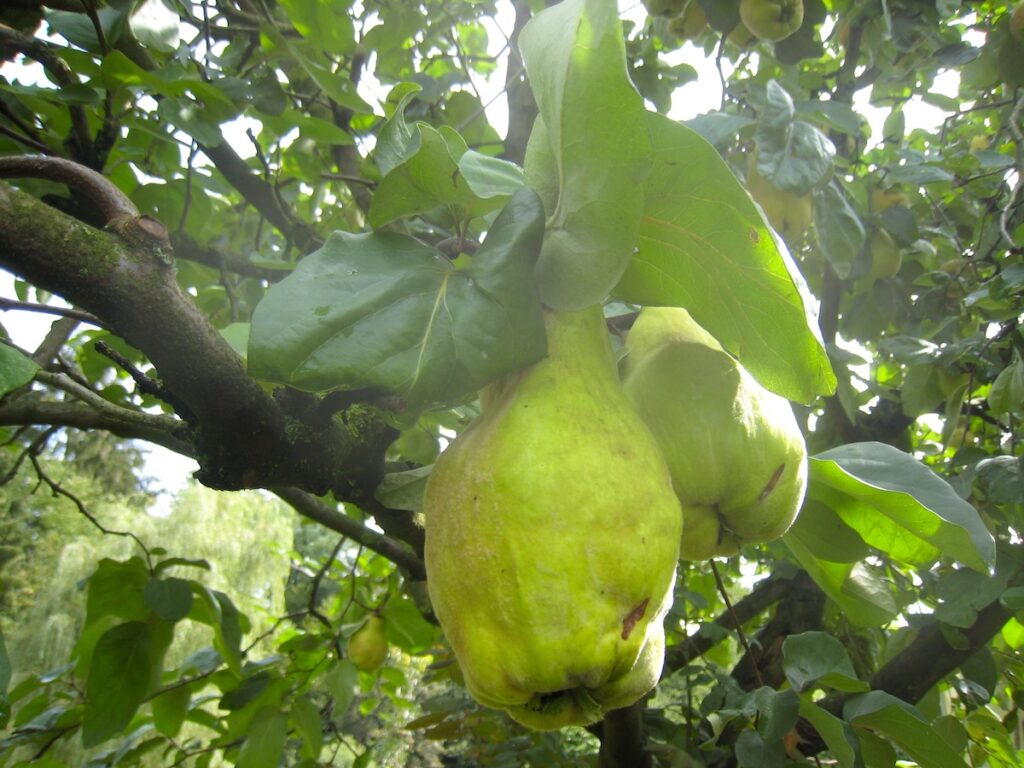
[621,598,650,640]
[759,464,786,502]
[748,227,760,243]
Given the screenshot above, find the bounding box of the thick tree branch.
[0,398,192,456]
[665,573,794,672]
[273,487,425,580]
[0,179,391,498]
[0,155,138,222]
[597,702,651,768]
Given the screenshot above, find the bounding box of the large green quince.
[739,0,804,42]
[622,307,807,560]
[424,305,681,730]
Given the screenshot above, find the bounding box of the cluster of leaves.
[0,0,1022,766]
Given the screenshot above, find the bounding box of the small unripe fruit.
[347,615,388,671]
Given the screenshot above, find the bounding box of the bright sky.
[0,1,965,501]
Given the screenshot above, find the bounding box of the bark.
[598,702,652,768]
[0,179,391,497]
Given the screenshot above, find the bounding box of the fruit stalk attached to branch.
[424,305,681,730]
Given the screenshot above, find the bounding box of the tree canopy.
[0,0,1023,766]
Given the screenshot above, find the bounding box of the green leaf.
[374,83,421,177]
[520,0,652,310]
[190,586,244,675]
[368,124,507,227]
[785,499,869,563]
[0,343,38,396]
[277,0,355,54]
[614,112,835,403]
[249,188,546,408]
[374,466,432,512]
[814,182,866,280]
[151,684,191,738]
[798,698,857,768]
[267,30,371,115]
[46,5,129,51]
[144,577,194,623]
[809,442,995,571]
[782,632,868,693]
[784,532,898,626]
[82,622,154,746]
[844,692,968,768]
[291,695,323,758]
[735,728,785,768]
[237,707,288,768]
[323,660,359,716]
[934,569,1006,628]
[989,357,1024,415]
[753,687,800,742]
[85,557,150,627]
[383,595,438,653]
[458,151,524,200]
[129,0,180,53]
[756,80,835,195]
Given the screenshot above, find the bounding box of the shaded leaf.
[237,707,288,768]
[798,698,857,768]
[845,692,968,768]
[82,622,154,746]
[782,632,868,693]
[144,577,194,623]
[151,684,190,738]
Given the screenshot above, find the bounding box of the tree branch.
[198,140,322,252]
[0,155,138,222]
[0,178,392,497]
[665,573,794,672]
[597,702,651,768]
[273,486,425,580]
[0,398,192,456]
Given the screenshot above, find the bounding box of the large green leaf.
[520,0,651,310]
[755,80,835,195]
[782,631,868,693]
[614,112,835,403]
[82,622,155,746]
[249,188,546,408]
[844,692,968,768]
[809,442,995,571]
[368,124,510,227]
[237,707,288,768]
[798,698,857,768]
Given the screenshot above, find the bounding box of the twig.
[0,297,104,327]
[273,487,426,580]
[710,560,765,689]
[30,453,153,569]
[0,426,56,486]
[93,339,192,419]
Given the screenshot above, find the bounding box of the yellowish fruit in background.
[868,230,902,280]
[668,1,707,39]
[969,134,990,153]
[746,163,813,243]
[739,0,805,42]
[347,615,388,671]
[643,0,689,18]
[423,306,681,730]
[728,22,757,48]
[869,186,909,213]
[1011,3,1024,41]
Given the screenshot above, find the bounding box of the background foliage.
[0,0,1022,766]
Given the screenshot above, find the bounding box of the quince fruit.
[668,1,707,39]
[424,306,681,730]
[621,308,807,560]
[739,0,804,42]
[746,161,813,244]
[348,615,388,671]
[643,0,688,18]
[868,230,901,280]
